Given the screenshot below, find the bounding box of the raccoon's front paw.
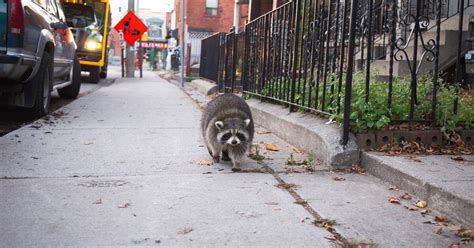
[212,156,220,163]
[232,162,241,172]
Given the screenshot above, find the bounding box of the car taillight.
[8,0,24,35]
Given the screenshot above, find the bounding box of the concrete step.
[361,152,474,228]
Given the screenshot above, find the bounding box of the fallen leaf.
[423,220,436,224]
[451,156,465,161]
[93,198,102,204]
[275,182,298,189]
[388,186,399,191]
[294,199,307,205]
[177,227,193,234]
[400,193,412,200]
[388,197,400,204]
[118,203,131,208]
[333,177,346,181]
[434,214,449,223]
[324,235,337,241]
[193,160,214,166]
[292,147,302,154]
[416,200,427,208]
[409,156,422,162]
[403,205,418,211]
[420,209,429,215]
[448,225,473,239]
[434,226,443,235]
[265,143,280,151]
[256,130,271,135]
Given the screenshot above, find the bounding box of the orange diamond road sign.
[114,11,148,46]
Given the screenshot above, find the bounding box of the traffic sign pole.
[180,0,185,87]
[139,37,143,78]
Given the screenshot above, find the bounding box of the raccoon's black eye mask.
[236,133,246,141]
[221,133,233,141]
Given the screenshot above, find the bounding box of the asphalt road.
[0,72,115,137]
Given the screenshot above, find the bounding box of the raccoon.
[201,94,254,171]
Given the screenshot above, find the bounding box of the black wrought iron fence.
[200,33,225,83]
[200,0,473,145]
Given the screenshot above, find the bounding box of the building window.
[205,0,218,16]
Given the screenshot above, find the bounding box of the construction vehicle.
[62,0,110,83]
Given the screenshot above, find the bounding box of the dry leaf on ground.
[404,205,418,211]
[434,214,449,223]
[294,199,308,205]
[118,203,131,208]
[177,227,193,234]
[193,160,214,166]
[388,197,400,204]
[265,143,280,151]
[448,225,474,239]
[292,147,302,154]
[416,200,427,208]
[324,235,337,241]
[388,186,399,191]
[434,227,443,235]
[451,156,465,161]
[400,193,412,200]
[275,182,298,189]
[333,177,346,181]
[255,127,271,135]
[93,198,102,204]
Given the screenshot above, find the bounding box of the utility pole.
[126,0,135,78]
[233,0,239,33]
[180,0,185,87]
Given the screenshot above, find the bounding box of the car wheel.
[22,51,52,120]
[89,66,100,84]
[99,69,107,79]
[58,55,81,99]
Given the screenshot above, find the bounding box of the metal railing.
[200,0,473,145]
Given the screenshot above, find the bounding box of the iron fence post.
[454,0,466,114]
[290,0,302,112]
[342,0,359,146]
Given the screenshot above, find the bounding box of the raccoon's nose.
[231,140,238,145]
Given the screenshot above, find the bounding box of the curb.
[190,79,219,96]
[361,152,474,227]
[247,99,359,167]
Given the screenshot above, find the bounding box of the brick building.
[248,0,289,21]
[171,0,249,64]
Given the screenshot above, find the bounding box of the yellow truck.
[62,0,110,83]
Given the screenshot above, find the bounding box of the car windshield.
[63,3,96,28]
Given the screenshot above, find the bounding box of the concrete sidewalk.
[0,69,469,247]
[0,70,330,246]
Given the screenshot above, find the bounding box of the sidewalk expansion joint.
[261,163,350,246]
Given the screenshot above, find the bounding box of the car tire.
[99,70,107,79]
[22,51,52,120]
[89,66,100,84]
[58,55,81,99]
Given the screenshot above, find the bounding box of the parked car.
[63,1,110,83]
[0,0,81,120]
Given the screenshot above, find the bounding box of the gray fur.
[201,94,254,171]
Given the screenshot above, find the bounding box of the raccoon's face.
[215,119,251,146]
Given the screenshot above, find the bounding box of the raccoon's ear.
[214,121,224,129]
[244,119,251,127]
